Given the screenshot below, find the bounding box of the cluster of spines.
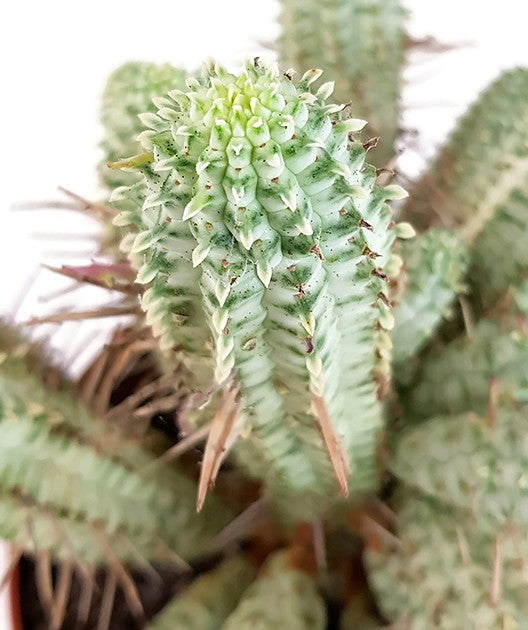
[278,0,404,166]
[0,324,230,567]
[113,59,408,511]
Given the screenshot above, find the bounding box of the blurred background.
[2,0,528,375]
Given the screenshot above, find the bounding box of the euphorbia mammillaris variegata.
[112,59,409,515]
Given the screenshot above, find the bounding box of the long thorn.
[96,572,117,630]
[94,338,158,416]
[22,306,136,326]
[459,295,474,340]
[212,498,268,550]
[77,573,94,628]
[58,187,115,218]
[312,395,350,498]
[455,526,470,565]
[486,377,499,428]
[49,560,73,630]
[144,424,211,474]
[197,384,241,512]
[42,264,138,294]
[35,551,54,617]
[97,532,145,624]
[489,535,502,608]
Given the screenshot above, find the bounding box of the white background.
[1,1,528,626]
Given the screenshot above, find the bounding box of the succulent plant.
[402,68,528,313]
[99,62,188,260]
[366,407,528,629]
[14,2,528,626]
[367,490,528,629]
[150,555,257,629]
[363,59,528,614]
[391,228,468,367]
[222,549,325,629]
[100,62,187,191]
[278,0,405,166]
[365,266,528,628]
[111,58,409,515]
[0,323,230,568]
[409,317,528,420]
[390,409,528,524]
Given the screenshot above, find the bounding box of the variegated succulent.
[391,228,468,368]
[409,311,528,420]
[402,68,528,313]
[111,58,410,516]
[0,322,230,568]
[366,407,528,629]
[150,555,257,629]
[222,549,325,629]
[99,62,188,259]
[278,0,405,167]
[100,62,187,191]
[11,0,528,626]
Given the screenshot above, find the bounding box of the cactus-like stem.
[390,410,528,524]
[114,59,407,512]
[0,324,230,567]
[103,67,213,387]
[222,549,326,629]
[278,0,405,167]
[366,407,528,627]
[150,555,257,629]
[402,68,528,311]
[366,489,528,629]
[100,62,187,191]
[391,228,468,367]
[409,318,528,420]
[0,488,163,567]
[99,62,188,263]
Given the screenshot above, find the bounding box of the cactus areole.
[114,59,407,501]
